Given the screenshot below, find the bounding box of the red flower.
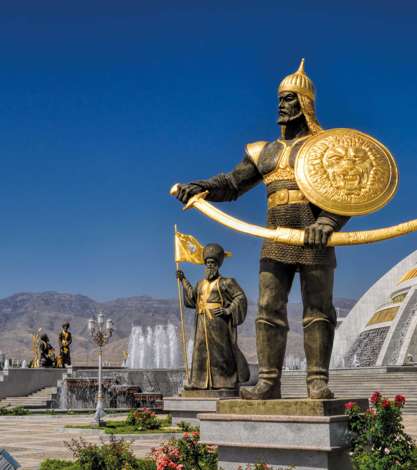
[344,401,355,410]
[395,394,406,407]
[370,391,381,404]
[183,432,189,439]
[382,399,391,409]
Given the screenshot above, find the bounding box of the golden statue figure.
[59,322,72,367]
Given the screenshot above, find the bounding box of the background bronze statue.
[177,243,249,392]
[39,334,55,368]
[59,322,72,367]
[175,60,349,400]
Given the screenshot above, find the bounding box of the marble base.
[163,396,220,426]
[180,389,237,398]
[217,397,369,416]
[199,398,367,470]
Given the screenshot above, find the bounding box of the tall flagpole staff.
[174,225,190,383]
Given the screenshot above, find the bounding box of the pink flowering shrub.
[150,431,217,470]
[345,392,417,469]
[126,407,161,431]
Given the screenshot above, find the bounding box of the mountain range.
[0,291,356,365]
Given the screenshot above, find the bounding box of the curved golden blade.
[170,184,417,247]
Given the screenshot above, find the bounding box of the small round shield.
[294,128,399,216]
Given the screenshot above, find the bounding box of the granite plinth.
[180,389,237,398]
[163,396,219,426]
[217,397,369,416]
[199,398,366,470]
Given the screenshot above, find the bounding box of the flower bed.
[345,392,417,469]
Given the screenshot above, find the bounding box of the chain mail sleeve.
[191,153,262,202]
[316,210,350,231]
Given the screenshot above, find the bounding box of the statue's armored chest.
[256,136,310,185]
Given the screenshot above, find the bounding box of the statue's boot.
[304,319,334,399]
[240,322,287,400]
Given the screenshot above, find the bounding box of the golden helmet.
[278,58,315,101]
[278,59,322,135]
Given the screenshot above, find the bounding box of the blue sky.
[0,1,416,302]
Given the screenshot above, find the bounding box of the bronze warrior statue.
[39,334,55,368]
[177,243,249,391]
[59,322,72,367]
[175,60,349,400]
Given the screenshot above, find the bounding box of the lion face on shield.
[322,142,374,195]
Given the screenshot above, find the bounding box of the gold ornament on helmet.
[278,58,322,136]
[279,58,315,100]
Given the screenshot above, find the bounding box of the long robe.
[183,275,249,390]
[59,330,72,366]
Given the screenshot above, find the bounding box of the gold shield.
[294,128,399,216]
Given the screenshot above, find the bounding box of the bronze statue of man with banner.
[172,59,399,400]
[175,234,249,394]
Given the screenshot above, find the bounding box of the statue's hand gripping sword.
[170,183,417,247]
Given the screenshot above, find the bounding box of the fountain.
[126,323,184,369]
[55,322,191,410]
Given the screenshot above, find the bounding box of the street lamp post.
[88,312,113,426]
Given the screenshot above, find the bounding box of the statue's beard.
[205,267,219,281]
[277,110,303,125]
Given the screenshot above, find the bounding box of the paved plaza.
[0,413,169,470]
[1,413,417,470]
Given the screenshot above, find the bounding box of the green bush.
[177,420,199,433]
[126,408,161,431]
[65,436,142,470]
[160,413,172,427]
[0,406,29,416]
[345,392,417,469]
[137,460,157,470]
[40,457,156,470]
[40,459,79,470]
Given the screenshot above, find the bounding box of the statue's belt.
[268,189,308,209]
[197,302,222,320]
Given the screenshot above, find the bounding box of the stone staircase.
[0,386,58,409]
[281,367,417,414]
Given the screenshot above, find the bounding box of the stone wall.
[0,368,67,399]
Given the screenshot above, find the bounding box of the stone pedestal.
[164,389,237,426]
[163,396,219,426]
[199,398,368,470]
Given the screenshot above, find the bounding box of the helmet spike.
[297,58,305,74]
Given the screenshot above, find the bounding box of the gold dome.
[278,58,315,101]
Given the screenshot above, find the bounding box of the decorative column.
[88,312,113,426]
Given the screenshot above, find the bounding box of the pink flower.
[370,391,381,404]
[382,399,391,409]
[344,401,355,410]
[395,394,406,407]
